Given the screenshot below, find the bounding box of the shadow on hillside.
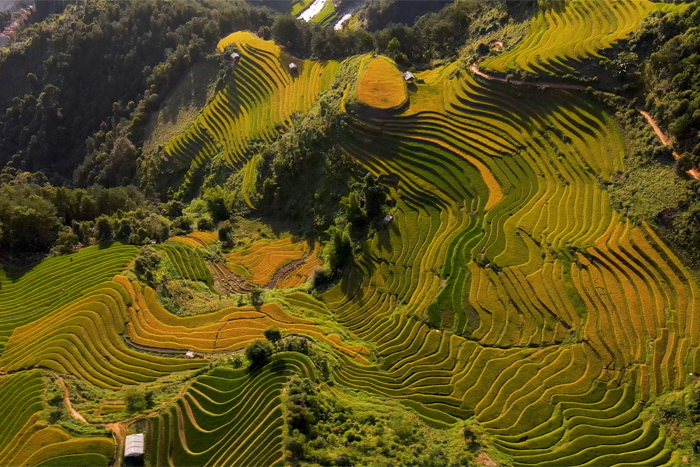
[0,253,46,283]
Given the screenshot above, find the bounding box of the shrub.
[245,340,272,368]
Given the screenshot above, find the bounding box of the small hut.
[124,434,144,458]
[289,62,298,74]
[185,350,195,358]
[230,52,241,62]
[383,215,394,225]
[403,71,415,83]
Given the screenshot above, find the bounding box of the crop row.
[225,236,315,287]
[0,243,137,354]
[147,353,315,467]
[156,242,213,287]
[0,282,207,389]
[168,230,218,248]
[482,0,661,75]
[115,276,370,361]
[163,31,339,179]
[0,370,115,466]
[308,50,691,465]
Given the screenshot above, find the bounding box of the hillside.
[2,0,700,466]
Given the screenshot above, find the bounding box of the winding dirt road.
[55,375,89,424]
[470,63,700,181]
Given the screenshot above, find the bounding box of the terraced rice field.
[161,31,339,207]
[0,371,114,466]
[4,3,700,464]
[356,56,408,110]
[0,243,137,354]
[147,353,315,467]
[310,51,692,463]
[482,0,666,75]
[157,242,214,287]
[117,275,369,361]
[225,236,319,288]
[168,230,219,248]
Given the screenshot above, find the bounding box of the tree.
[218,220,233,246]
[322,225,352,273]
[245,340,273,368]
[251,287,264,306]
[0,193,61,253]
[55,230,79,254]
[95,215,113,242]
[124,386,153,413]
[264,327,282,352]
[197,217,215,231]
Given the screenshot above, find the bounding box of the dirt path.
[470,62,700,181]
[469,63,588,91]
[106,422,126,467]
[55,375,89,424]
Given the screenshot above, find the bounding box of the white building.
[124,433,144,458]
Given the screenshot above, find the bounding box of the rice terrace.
[2,0,700,465]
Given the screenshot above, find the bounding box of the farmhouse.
[124,433,144,458]
[403,71,415,83]
[288,62,298,73]
[230,52,240,62]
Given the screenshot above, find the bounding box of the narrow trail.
[105,422,125,467]
[49,369,196,464]
[470,63,700,181]
[55,375,89,424]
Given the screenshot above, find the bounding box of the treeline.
[270,0,535,65]
[0,168,226,257]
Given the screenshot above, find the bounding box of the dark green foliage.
[134,247,162,285]
[55,230,79,255]
[264,327,282,348]
[286,376,318,435]
[124,386,154,413]
[322,225,352,273]
[202,186,232,223]
[95,216,113,243]
[250,287,264,306]
[282,377,480,465]
[218,220,233,247]
[197,217,215,231]
[0,182,61,253]
[627,3,700,166]
[245,340,273,368]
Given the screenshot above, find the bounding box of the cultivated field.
[0,1,695,465]
[482,0,668,75]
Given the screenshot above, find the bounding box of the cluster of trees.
[627,4,700,168]
[0,169,147,254]
[0,168,231,258]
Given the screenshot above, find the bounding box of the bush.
[124,386,153,413]
[245,340,273,368]
[55,230,79,254]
